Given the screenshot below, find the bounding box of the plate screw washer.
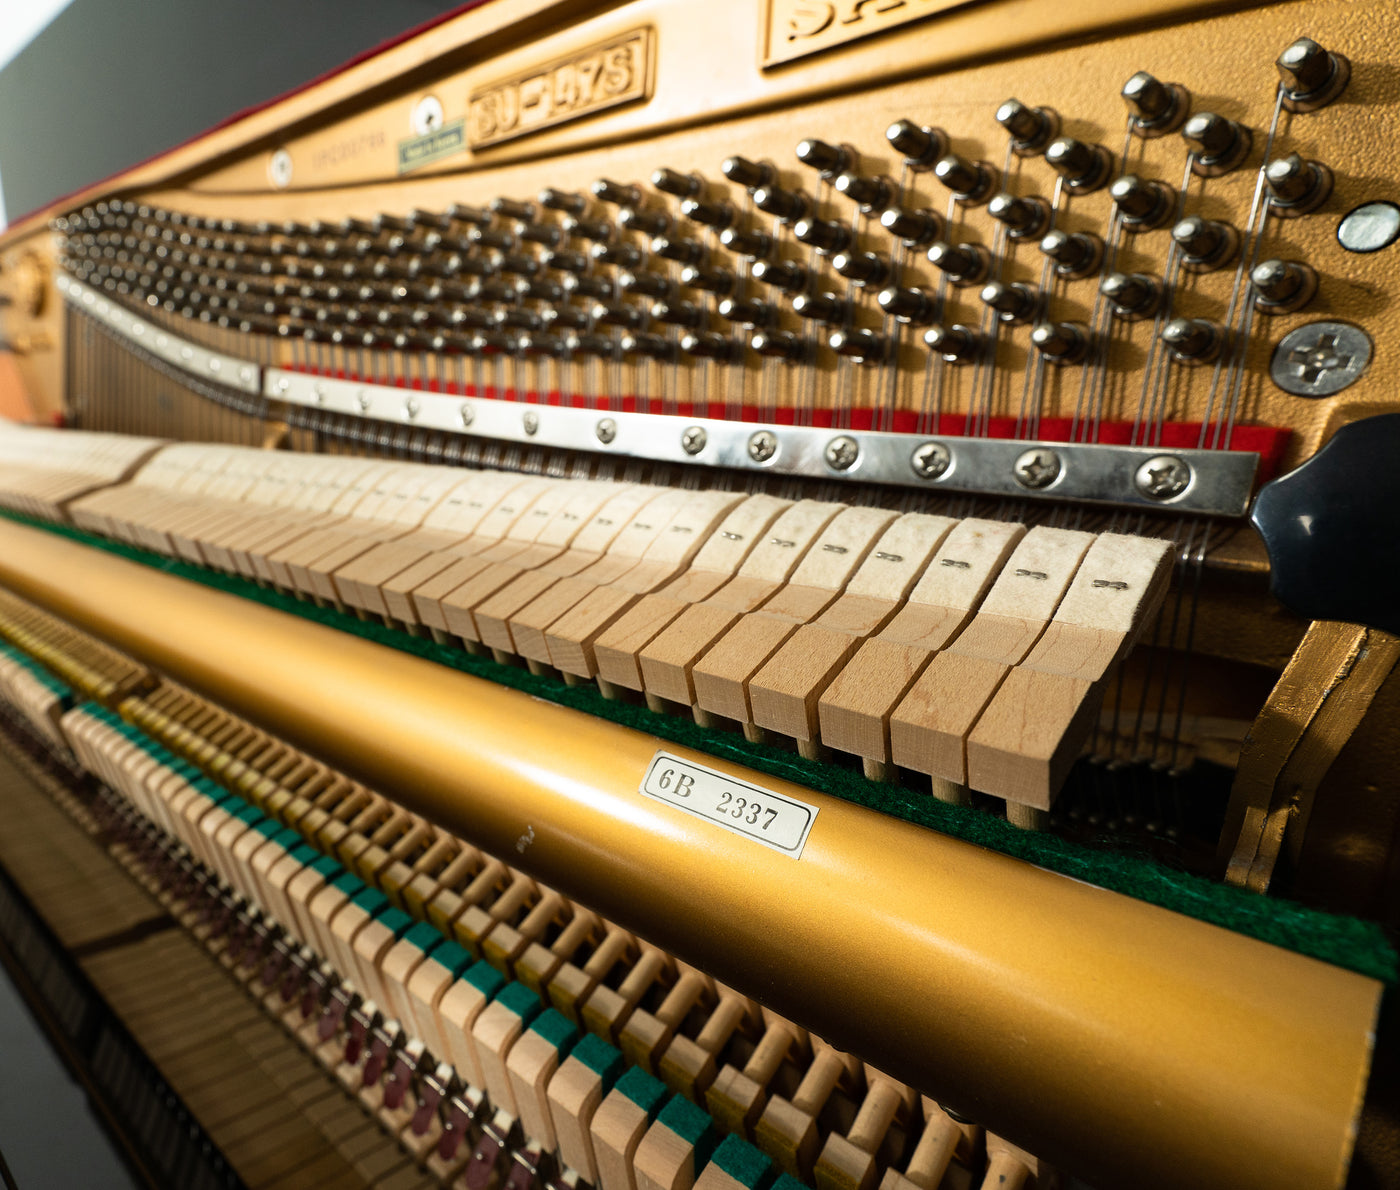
[523,410,540,436]
[412,94,444,135]
[596,417,617,444]
[911,440,951,479]
[825,434,859,471]
[460,403,474,426]
[681,426,707,455]
[1013,447,1062,489]
[748,430,778,463]
[404,397,420,420]
[1134,454,1191,500]
[1270,321,1371,397]
[357,389,371,412]
[268,149,292,189]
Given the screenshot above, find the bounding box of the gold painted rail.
[0,516,1379,1190]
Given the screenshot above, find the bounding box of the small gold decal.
[762,0,975,68]
[469,28,653,150]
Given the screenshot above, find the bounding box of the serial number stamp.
[639,751,818,858]
[468,28,653,150]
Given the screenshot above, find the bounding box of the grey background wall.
[0,0,468,226]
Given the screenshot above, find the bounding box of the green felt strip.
[496,979,544,1021]
[658,1093,718,1163]
[615,1065,668,1117]
[405,921,445,956]
[465,959,507,999]
[0,508,1392,985]
[529,1007,581,1053]
[573,1033,627,1084]
[708,1135,776,1190]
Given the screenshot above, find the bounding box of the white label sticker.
[639,751,818,858]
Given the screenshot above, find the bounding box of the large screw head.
[1134,454,1192,500]
[911,441,951,480]
[403,396,420,420]
[459,402,475,426]
[825,435,859,471]
[681,426,707,455]
[748,430,778,463]
[522,410,540,436]
[596,417,617,444]
[1013,447,1062,489]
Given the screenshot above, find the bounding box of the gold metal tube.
[0,518,1379,1190]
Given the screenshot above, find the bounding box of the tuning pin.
[1044,137,1112,193]
[828,328,887,363]
[680,197,736,230]
[618,208,672,237]
[790,291,848,325]
[750,259,808,293]
[1030,320,1089,364]
[681,331,740,361]
[1109,175,1173,231]
[592,178,643,207]
[519,222,563,247]
[752,185,810,223]
[980,282,1039,325]
[1160,317,1223,363]
[1121,72,1189,136]
[592,300,648,331]
[621,331,678,361]
[832,250,889,288]
[591,240,643,269]
[933,155,994,204]
[750,330,807,361]
[795,138,855,177]
[719,228,775,260]
[1100,272,1160,319]
[563,273,614,300]
[1276,37,1350,111]
[1171,217,1239,272]
[876,285,935,324]
[563,215,614,243]
[793,217,852,255]
[1181,112,1252,177]
[1251,259,1317,313]
[986,193,1049,240]
[652,167,704,198]
[926,241,990,287]
[721,156,775,190]
[879,206,942,246]
[538,189,587,216]
[650,299,706,329]
[1264,153,1333,216]
[885,120,947,169]
[651,235,705,266]
[679,263,735,295]
[1039,229,1102,279]
[542,248,588,274]
[995,99,1058,154]
[619,269,675,300]
[567,331,623,359]
[491,197,537,223]
[923,323,980,364]
[469,226,516,252]
[833,172,893,213]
